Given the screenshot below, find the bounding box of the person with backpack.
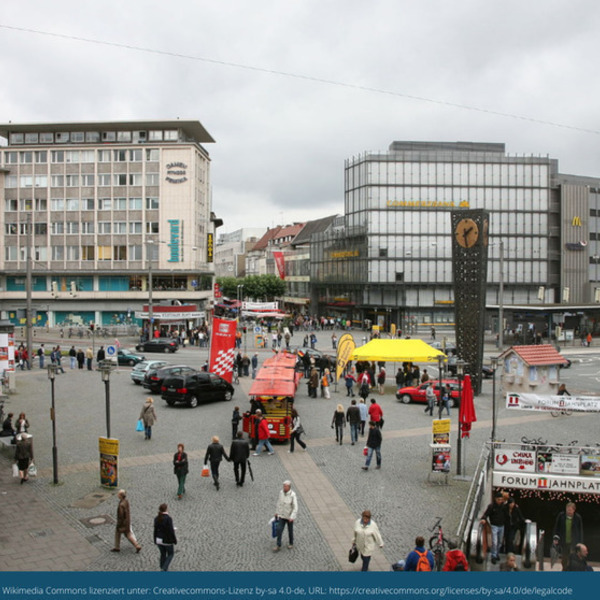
[442,540,469,571]
[404,536,434,571]
[351,510,384,571]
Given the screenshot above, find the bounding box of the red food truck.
[243,352,301,443]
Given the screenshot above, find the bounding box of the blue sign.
[106,345,117,357]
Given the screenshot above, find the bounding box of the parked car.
[430,341,457,355]
[396,379,462,407]
[131,360,169,385]
[117,349,145,367]
[136,338,179,353]
[143,365,197,393]
[161,372,234,407]
[447,356,494,379]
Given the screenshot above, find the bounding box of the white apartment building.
[0,120,219,328]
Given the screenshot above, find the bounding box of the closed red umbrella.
[459,374,477,438]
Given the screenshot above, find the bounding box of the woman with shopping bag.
[14,432,34,484]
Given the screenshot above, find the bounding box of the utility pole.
[498,240,504,349]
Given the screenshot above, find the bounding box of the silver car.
[130,360,169,385]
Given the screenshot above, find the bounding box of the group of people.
[31,344,100,371]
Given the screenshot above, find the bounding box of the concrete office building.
[0,120,219,328]
[311,141,600,334]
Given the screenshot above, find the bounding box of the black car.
[143,365,197,393]
[136,338,179,353]
[161,372,234,407]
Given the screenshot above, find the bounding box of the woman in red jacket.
[442,540,469,571]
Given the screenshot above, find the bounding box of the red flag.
[273,251,285,280]
[209,317,237,383]
[458,374,477,438]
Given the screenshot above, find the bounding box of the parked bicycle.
[551,408,572,418]
[428,517,449,571]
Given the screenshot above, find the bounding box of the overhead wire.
[0,23,599,136]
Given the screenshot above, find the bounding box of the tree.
[216,275,285,302]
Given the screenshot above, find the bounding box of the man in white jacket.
[274,480,298,551]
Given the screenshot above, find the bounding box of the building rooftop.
[500,344,569,366]
[0,120,215,144]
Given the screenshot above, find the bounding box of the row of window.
[8,129,178,145]
[5,245,154,261]
[5,173,161,188]
[5,197,159,211]
[5,222,159,235]
[3,148,161,164]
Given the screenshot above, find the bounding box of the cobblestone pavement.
[1,330,597,571]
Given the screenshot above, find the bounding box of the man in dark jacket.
[204,435,230,491]
[480,492,508,564]
[567,543,593,571]
[554,502,584,571]
[346,399,361,445]
[362,421,382,471]
[229,431,250,486]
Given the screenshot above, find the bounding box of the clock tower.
[451,209,490,395]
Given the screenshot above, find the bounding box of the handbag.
[12,463,19,477]
[349,544,359,563]
[201,463,210,477]
[363,446,368,456]
[28,462,37,477]
[270,517,280,538]
[136,419,144,432]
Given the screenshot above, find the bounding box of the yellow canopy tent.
[351,339,446,363]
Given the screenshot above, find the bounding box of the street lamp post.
[98,360,116,438]
[47,363,59,485]
[498,240,505,349]
[455,359,466,476]
[491,356,499,442]
[437,354,445,420]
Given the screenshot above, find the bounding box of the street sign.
[106,345,117,357]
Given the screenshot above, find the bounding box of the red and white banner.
[273,251,285,280]
[209,317,237,383]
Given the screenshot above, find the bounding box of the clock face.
[455,218,479,248]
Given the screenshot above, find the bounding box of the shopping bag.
[363,446,368,456]
[349,544,359,563]
[270,517,279,538]
[12,463,19,478]
[201,464,210,477]
[28,462,37,477]
[136,419,144,432]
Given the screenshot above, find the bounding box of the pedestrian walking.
[554,501,584,571]
[344,371,356,397]
[289,408,307,453]
[274,480,298,551]
[358,399,368,436]
[346,399,361,445]
[86,347,93,371]
[480,491,508,564]
[55,346,65,373]
[153,503,177,571]
[76,348,85,369]
[252,410,275,456]
[425,383,436,416]
[69,345,77,369]
[204,435,230,491]
[321,369,331,399]
[352,510,384,571]
[111,489,142,554]
[97,345,106,363]
[173,443,189,499]
[377,367,386,395]
[442,540,469,571]
[14,432,34,484]
[404,536,434,571]
[230,431,250,486]
[231,406,241,439]
[331,404,346,445]
[251,353,259,379]
[368,398,384,428]
[37,344,45,369]
[140,397,158,440]
[362,421,382,471]
[308,368,319,398]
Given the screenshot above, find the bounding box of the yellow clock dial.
[455,218,479,248]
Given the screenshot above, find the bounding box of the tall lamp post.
[455,359,466,476]
[436,354,445,419]
[98,360,116,438]
[498,240,505,349]
[491,356,499,442]
[47,364,59,485]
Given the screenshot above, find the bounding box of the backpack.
[415,550,431,572]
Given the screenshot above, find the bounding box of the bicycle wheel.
[563,410,573,416]
[550,411,560,418]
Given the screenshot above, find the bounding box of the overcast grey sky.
[1,1,599,233]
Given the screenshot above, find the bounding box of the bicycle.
[551,408,572,417]
[428,517,449,571]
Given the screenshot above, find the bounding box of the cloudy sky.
[1,1,600,233]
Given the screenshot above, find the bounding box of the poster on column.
[209,317,237,383]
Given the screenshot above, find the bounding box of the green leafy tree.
[216,274,285,301]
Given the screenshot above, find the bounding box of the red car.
[396,379,462,408]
